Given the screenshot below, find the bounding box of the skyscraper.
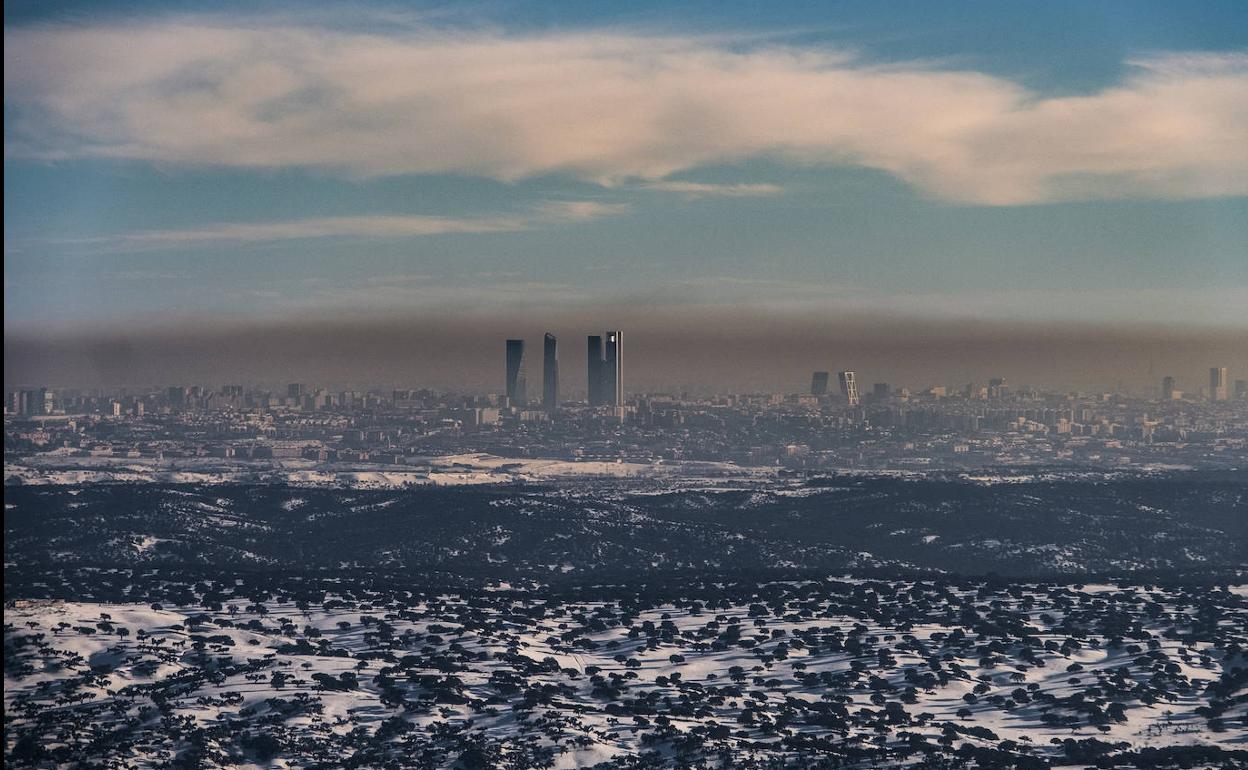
[542,332,559,412]
[604,331,623,407]
[810,371,830,396]
[505,339,527,405]
[18,389,40,415]
[1209,367,1228,401]
[837,371,859,406]
[587,335,604,406]
[1161,376,1178,400]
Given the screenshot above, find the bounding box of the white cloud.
[640,181,784,197]
[4,20,1247,204]
[48,201,625,250]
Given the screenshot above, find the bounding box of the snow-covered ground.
[6,578,1245,768]
[5,452,773,489]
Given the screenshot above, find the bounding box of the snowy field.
[6,576,1246,768]
[5,472,1245,767]
[5,452,771,489]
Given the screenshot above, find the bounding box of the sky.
[4,1,1247,392]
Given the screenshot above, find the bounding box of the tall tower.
[587,335,604,406]
[837,371,859,406]
[1161,376,1177,400]
[505,339,527,406]
[542,333,559,412]
[20,389,40,415]
[604,331,623,407]
[810,371,829,396]
[1210,367,1228,402]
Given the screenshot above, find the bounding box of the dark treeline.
[5,472,1246,581]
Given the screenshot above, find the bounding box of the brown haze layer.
[5,309,1246,396]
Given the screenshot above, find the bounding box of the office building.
[542,332,559,411]
[287,383,305,401]
[837,371,859,406]
[1210,367,1228,402]
[505,339,528,406]
[587,335,604,406]
[587,331,623,407]
[604,331,623,407]
[810,371,829,396]
[16,389,45,416]
[872,382,890,401]
[1162,376,1178,401]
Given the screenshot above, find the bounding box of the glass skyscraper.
[604,331,622,407]
[1210,367,1228,401]
[811,371,830,396]
[587,331,622,407]
[542,333,559,411]
[587,335,603,406]
[505,339,527,406]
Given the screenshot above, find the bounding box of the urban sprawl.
[6,333,1247,472]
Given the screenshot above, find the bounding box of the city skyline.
[5,314,1245,394]
[7,340,1245,404]
[10,367,1248,415]
[9,357,1246,478]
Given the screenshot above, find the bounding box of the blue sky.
[4,0,1248,341]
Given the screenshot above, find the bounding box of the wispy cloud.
[5,20,1247,204]
[640,181,784,198]
[47,201,626,251]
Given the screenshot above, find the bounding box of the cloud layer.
[5,20,1247,205]
[46,201,624,250]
